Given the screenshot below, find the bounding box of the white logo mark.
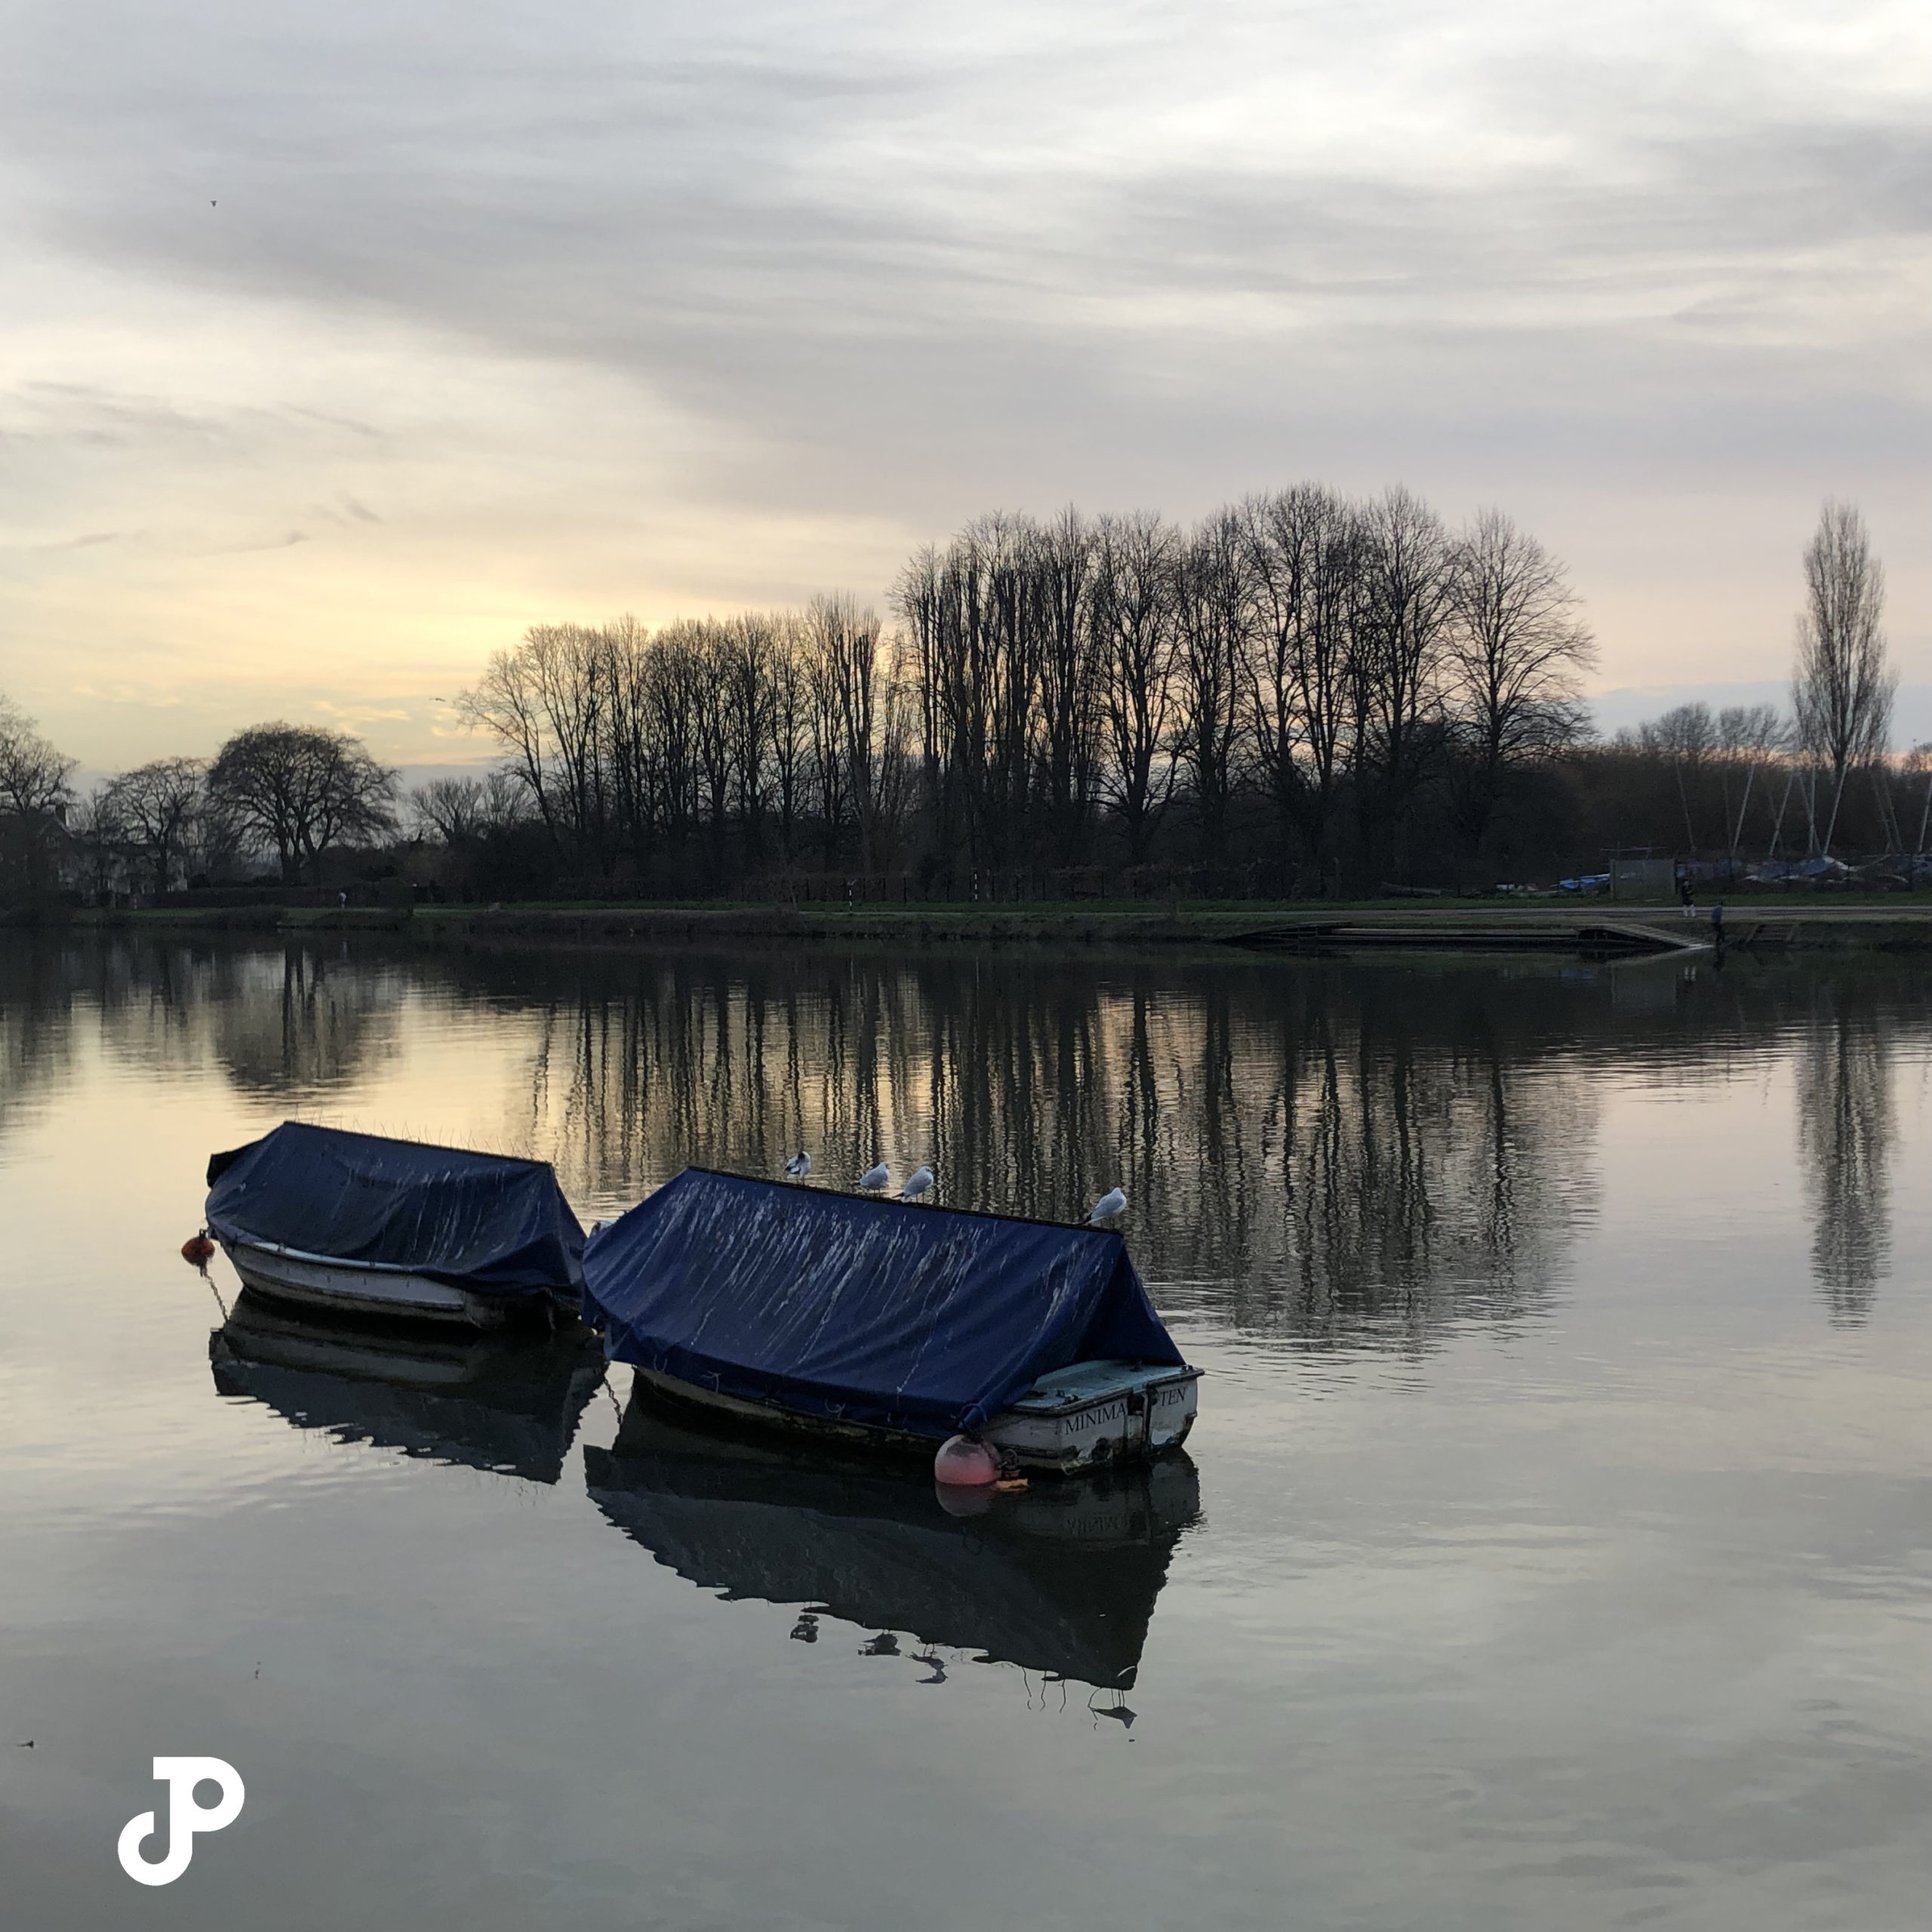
[117,1757,246,1886]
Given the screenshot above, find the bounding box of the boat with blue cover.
[203,1122,586,1330]
[580,1169,1201,1473]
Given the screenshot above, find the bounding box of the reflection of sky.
[2,937,1929,1927]
[3,2,1928,769]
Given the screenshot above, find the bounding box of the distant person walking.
[1679,875,1694,918]
[1711,901,1724,946]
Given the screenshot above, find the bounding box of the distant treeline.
[2,494,1918,904]
[451,486,1600,898]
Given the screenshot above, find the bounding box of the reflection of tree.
[0,940,78,1148]
[210,947,404,1097]
[497,950,1604,1351]
[1,935,402,1118]
[1795,984,1894,1325]
[1172,974,1596,1344]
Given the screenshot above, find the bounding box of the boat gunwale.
[226,1235,435,1278]
[222,1235,575,1300]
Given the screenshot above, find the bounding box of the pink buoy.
[933,1434,1000,1487]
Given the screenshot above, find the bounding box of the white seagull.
[784,1150,811,1180]
[857,1162,891,1192]
[1087,1187,1128,1224]
[900,1165,934,1204]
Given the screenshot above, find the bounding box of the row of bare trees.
[3,496,1906,906]
[455,487,1596,893]
[900,489,1595,885]
[456,598,916,890]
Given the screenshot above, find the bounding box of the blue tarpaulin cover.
[582,1169,1184,1437]
[205,1121,586,1298]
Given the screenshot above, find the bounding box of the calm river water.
[2,935,1928,1930]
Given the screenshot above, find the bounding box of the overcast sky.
[2,0,1927,771]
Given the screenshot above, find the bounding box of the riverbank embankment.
[37,897,1932,955]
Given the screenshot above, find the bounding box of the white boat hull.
[629,1359,1201,1475]
[222,1239,520,1330]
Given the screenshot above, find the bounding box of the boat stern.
[983,1361,1201,1474]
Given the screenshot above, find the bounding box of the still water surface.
[2,937,1928,1930]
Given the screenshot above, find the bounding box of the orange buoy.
[181,1234,215,1267]
[933,1435,1001,1487]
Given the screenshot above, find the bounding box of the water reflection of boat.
[209,1291,607,1484]
[584,1393,1201,1687]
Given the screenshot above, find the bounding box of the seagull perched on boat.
[857,1161,891,1192]
[1087,1186,1128,1224]
[784,1150,811,1180]
[900,1165,934,1204]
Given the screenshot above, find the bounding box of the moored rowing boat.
[583,1168,1201,1475]
[204,1121,586,1329]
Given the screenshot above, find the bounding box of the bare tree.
[207,724,398,884]
[1632,702,1720,851]
[103,756,207,894]
[1713,705,1790,866]
[894,518,1046,873]
[457,622,614,866]
[66,786,129,901]
[1793,501,1893,855]
[0,694,75,819]
[724,614,779,868]
[0,695,77,896]
[1240,485,1361,889]
[409,771,523,845]
[1092,511,1180,866]
[799,599,857,869]
[1035,506,1098,866]
[1173,509,1248,866]
[1352,488,1453,875]
[656,620,734,877]
[767,623,811,865]
[869,632,919,875]
[1443,509,1594,861]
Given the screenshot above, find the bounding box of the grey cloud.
[33,531,121,551]
[2,2,1925,633]
[201,530,308,554]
